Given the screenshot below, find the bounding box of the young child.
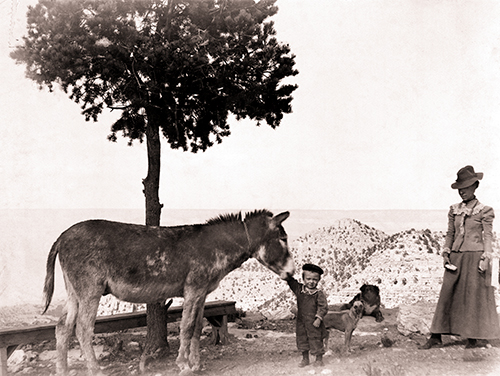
[286,263,328,367]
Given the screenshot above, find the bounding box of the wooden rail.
[0,300,236,376]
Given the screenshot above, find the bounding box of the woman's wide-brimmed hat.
[451,165,483,189]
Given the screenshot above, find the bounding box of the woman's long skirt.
[430,251,500,339]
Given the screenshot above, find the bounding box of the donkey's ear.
[270,211,290,229]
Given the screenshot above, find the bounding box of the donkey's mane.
[206,209,273,225]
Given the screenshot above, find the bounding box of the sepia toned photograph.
[1,1,499,375]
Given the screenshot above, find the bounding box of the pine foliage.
[11,0,298,151]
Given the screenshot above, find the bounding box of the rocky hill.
[290,218,388,293]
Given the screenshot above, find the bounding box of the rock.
[24,350,38,362]
[8,349,25,365]
[8,350,25,373]
[9,363,23,374]
[38,350,57,361]
[98,351,111,361]
[463,348,488,362]
[29,317,55,325]
[68,348,84,360]
[397,302,436,336]
[381,333,394,347]
[243,311,267,322]
[127,341,141,351]
[202,325,212,336]
[261,308,294,321]
[239,311,267,328]
[93,344,105,358]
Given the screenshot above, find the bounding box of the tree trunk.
[142,109,169,358]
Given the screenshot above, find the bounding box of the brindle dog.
[42,210,295,376]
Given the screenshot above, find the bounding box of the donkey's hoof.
[179,369,194,376]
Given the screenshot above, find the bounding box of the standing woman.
[421,166,499,350]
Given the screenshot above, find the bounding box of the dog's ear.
[373,285,380,293]
[360,284,367,292]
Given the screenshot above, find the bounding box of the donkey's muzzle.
[278,257,296,280]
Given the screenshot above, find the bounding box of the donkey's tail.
[42,240,59,314]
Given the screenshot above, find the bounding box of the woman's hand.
[442,250,451,267]
[313,318,321,328]
[479,255,490,273]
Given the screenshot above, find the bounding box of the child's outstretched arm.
[286,274,300,296]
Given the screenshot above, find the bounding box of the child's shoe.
[313,354,324,367]
[299,358,310,367]
[298,351,310,367]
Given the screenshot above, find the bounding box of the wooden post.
[0,345,20,376]
[0,346,8,376]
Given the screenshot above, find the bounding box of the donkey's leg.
[75,294,103,376]
[176,291,206,375]
[188,303,205,371]
[55,291,78,376]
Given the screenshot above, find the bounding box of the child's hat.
[302,263,324,275]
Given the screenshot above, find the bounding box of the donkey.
[42,210,295,375]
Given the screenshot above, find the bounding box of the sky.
[1,0,500,212]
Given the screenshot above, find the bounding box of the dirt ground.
[7,308,500,376]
